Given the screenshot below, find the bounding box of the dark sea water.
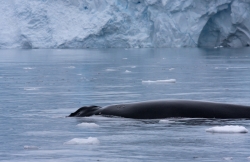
[1,48,250,161]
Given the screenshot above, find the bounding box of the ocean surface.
[1,48,250,161]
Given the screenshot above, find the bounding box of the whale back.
[69,100,250,119]
[68,105,101,117]
[99,100,250,119]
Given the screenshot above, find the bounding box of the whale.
[68,100,250,119]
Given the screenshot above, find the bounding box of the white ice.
[159,119,175,124]
[23,145,39,150]
[0,0,250,48]
[206,125,248,133]
[142,79,176,83]
[125,70,131,73]
[77,122,100,128]
[64,137,100,145]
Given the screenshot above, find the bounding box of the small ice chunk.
[106,68,116,72]
[206,125,248,133]
[142,79,176,83]
[24,145,39,150]
[24,87,39,91]
[169,68,175,71]
[125,70,131,73]
[77,123,100,128]
[64,137,99,145]
[66,66,75,69]
[23,67,34,70]
[77,74,82,75]
[223,157,233,160]
[159,120,175,124]
[123,58,128,60]
[131,66,136,68]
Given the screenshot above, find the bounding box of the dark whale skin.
[69,100,250,119]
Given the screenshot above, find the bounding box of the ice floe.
[64,137,99,145]
[77,123,100,128]
[159,119,175,124]
[24,145,39,150]
[206,125,248,133]
[142,79,176,84]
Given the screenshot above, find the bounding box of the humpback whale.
[69,100,250,119]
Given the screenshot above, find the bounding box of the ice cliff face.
[0,0,250,49]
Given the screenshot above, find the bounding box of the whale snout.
[68,105,101,117]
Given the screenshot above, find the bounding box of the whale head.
[68,105,101,117]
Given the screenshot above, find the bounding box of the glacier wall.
[0,0,250,49]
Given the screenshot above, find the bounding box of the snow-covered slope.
[0,0,250,49]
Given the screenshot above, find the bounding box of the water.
[1,48,250,161]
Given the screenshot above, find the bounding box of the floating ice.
[106,68,116,72]
[169,68,175,71]
[66,66,75,69]
[223,157,233,160]
[64,137,99,145]
[123,58,128,60]
[206,125,248,133]
[142,79,176,84]
[159,120,175,124]
[131,66,136,68]
[125,70,131,73]
[77,122,100,128]
[24,87,39,91]
[24,145,39,150]
[23,67,34,70]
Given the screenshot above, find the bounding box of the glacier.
[0,0,250,49]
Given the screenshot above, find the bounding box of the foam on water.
[206,125,248,133]
[64,137,100,145]
[142,79,176,84]
[77,122,100,128]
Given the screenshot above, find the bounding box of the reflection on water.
[1,48,250,161]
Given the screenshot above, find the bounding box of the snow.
[206,125,248,133]
[0,0,250,48]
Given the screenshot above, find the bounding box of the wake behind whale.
[69,100,250,119]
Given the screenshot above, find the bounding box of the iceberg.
[0,0,249,49]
